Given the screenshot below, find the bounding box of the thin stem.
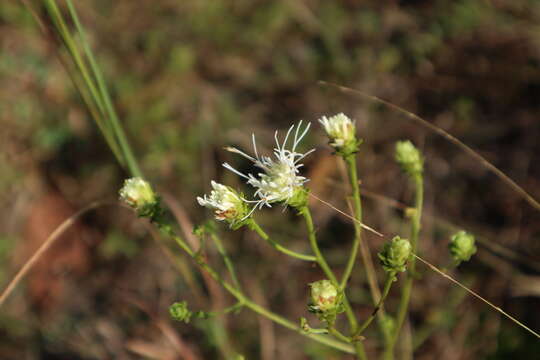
[157,223,356,354]
[385,174,423,360]
[328,326,351,343]
[343,155,388,344]
[301,207,339,285]
[210,233,242,291]
[300,206,367,360]
[355,274,394,337]
[341,155,362,288]
[249,219,316,262]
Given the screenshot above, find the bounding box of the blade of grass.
[65,0,142,177]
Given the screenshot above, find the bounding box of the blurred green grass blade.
[42,0,123,165]
[65,0,142,177]
[42,0,143,177]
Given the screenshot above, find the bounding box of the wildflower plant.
[13,2,539,359]
[111,117,530,360]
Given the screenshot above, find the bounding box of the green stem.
[341,155,362,289]
[210,233,242,291]
[385,174,423,360]
[249,219,316,262]
[343,155,387,342]
[355,274,394,337]
[300,206,367,360]
[328,326,351,343]
[157,222,355,354]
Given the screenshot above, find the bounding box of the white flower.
[119,177,157,211]
[223,121,315,210]
[197,181,246,222]
[318,113,356,148]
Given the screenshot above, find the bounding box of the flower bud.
[378,236,412,274]
[319,113,361,157]
[449,231,476,264]
[308,280,340,313]
[119,177,160,218]
[395,140,423,176]
[197,181,249,229]
[169,301,192,323]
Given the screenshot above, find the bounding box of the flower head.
[223,121,314,211]
[378,236,412,275]
[449,230,476,265]
[119,177,160,218]
[197,181,249,228]
[318,113,360,156]
[395,140,423,176]
[308,280,339,313]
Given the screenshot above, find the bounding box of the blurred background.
[1,0,540,359]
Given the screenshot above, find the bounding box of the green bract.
[287,186,309,210]
[395,140,423,176]
[378,236,412,274]
[449,231,477,264]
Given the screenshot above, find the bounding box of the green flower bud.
[319,113,362,157]
[119,177,161,219]
[308,280,340,314]
[449,231,477,264]
[395,140,423,176]
[169,301,192,323]
[378,236,412,274]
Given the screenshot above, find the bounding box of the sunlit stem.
[385,173,423,360]
[248,219,316,261]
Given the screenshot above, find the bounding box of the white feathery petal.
[223,122,314,209]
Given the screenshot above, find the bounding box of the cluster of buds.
[119,177,161,220]
[308,279,344,322]
[378,236,412,276]
[395,140,423,176]
[449,230,477,265]
[318,113,361,157]
[197,181,250,229]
